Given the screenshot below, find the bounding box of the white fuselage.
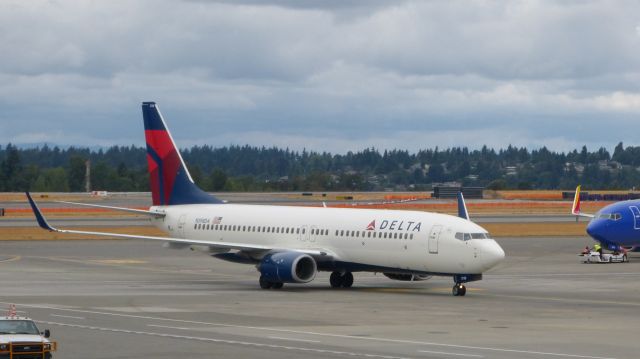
[150,204,504,275]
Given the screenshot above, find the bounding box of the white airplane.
[26,102,505,296]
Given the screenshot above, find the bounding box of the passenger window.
[384,233,388,239]
[410,234,414,240]
[297,228,300,234]
[302,228,306,234]
[367,232,371,238]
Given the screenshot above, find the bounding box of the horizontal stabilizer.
[55,200,165,217]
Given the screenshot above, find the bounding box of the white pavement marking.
[147,324,191,330]
[268,336,322,343]
[6,302,617,359]
[418,350,483,357]
[50,314,85,320]
[36,320,409,359]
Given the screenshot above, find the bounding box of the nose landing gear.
[452,283,466,296]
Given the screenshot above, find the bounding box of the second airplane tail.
[142,102,222,206]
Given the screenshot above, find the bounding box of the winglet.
[457,192,470,221]
[25,192,56,231]
[572,185,582,216]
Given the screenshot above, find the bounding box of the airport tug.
[0,305,57,359]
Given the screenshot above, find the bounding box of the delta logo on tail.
[142,102,222,206]
[143,103,183,205]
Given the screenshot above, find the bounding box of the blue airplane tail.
[142,102,222,206]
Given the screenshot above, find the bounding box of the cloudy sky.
[1,0,640,153]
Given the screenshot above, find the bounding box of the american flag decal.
[213,216,223,224]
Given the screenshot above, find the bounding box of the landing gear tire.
[342,272,354,288]
[272,282,284,289]
[330,271,354,288]
[452,284,466,296]
[259,275,273,289]
[330,271,343,288]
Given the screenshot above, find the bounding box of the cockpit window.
[598,213,622,220]
[455,232,490,241]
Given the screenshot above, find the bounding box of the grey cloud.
[1,0,640,153]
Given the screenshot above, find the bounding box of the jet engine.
[259,252,317,283]
[383,273,432,281]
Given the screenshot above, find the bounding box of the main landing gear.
[259,275,284,290]
[330,271,354,288]
[452,283,466,296]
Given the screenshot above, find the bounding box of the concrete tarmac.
[1,237,639,359]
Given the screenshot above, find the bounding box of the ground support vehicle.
[0,316,56,359]
[579,251,628,263]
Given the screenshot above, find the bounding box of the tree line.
[1,142,640,192]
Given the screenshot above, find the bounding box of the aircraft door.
[310,225,318,242]
[300,225,309,241]
[177,214,187,238]
[428,225,442,254]
[630,206,640,230]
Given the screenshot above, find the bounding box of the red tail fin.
[142,102,221,206]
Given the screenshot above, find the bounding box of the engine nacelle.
[383,273,432,281]
[259,252,317,283]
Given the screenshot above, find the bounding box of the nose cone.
[586,220,604,241]
[482,240,505,270]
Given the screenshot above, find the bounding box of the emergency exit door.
[428,225,442,254]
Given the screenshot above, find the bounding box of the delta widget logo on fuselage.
[366,219,422,232]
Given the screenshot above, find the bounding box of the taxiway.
[0,236,638,359]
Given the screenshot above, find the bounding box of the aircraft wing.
[572,185,594,218]
[26,193,335,259]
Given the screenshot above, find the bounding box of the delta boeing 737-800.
[26,102,505,296]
